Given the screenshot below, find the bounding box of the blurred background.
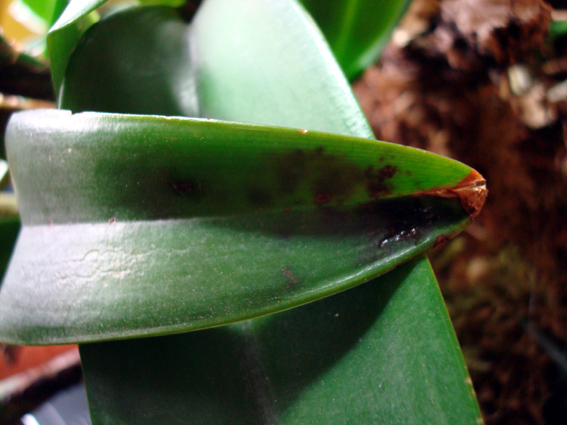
[1,0,566,424]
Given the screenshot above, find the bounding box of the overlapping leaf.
[299,0,412,80]
[2,1,483,423]
[0,1,485,344]
[1,107,479,344]
[82,257,482,425]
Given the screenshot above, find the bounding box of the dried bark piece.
[439,0,552,66]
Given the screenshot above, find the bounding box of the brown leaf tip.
[452,169,487,220]
[415,169,487,220]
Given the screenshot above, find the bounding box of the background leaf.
[137,0,186,5]
[60,6,197,116]
[47,0,103,92]
[20,0,58,25]
[299,0,412,80]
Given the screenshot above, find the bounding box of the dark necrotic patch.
[247,186,272,207]
[276,149,307,195]
[364,165,397,198]
[171,180,201,196]
[274,146,402,207]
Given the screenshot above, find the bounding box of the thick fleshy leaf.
[81,257,483,425]
[189,0,372,135]
[47,0,103,92]
[4,0,483,422]
[60,6,197,117]
[0,109,479,344]
[60,3,372,137]
[299,0,412,80]
[0,2,486,345]
[47,0,190,95]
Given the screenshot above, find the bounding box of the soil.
[353,0,567,424]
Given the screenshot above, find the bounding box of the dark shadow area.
[249,262,412,416]
[0,219,19,282]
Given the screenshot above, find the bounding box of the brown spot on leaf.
[434,234,451,247]
[364,164,398,198]
[276,147,362,203]
[171,180,201,196]
[315,193,332,205]
[282,267,299,288]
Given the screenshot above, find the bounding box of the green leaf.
[59,3,372,136]
[20,0,58,24]
[137,0,186,5]
[81,257,482,425]
[0,109,477,344]
[47,0,103,93]
[47,0,189,94]
[299,0,412,80]
[189,0,373,135]
[4,0,483,422]
[60,6,197,117]
[549,20,567,42]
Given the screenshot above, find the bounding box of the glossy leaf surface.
[81,257,482,425]
[0,0,483,345]
[299,0,412,80]
[60,6,197,117]
[60,2,372,137]
[0,109,475,344]
[4,0,483,422]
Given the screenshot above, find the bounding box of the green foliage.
[1,109,473,344]
[60,6,196,116]
[299,0,411,80]
[549,19,567,43]
[47,0,103,92]
[20,0,58,24]
[0,0,484,423]
[137,0,186,5]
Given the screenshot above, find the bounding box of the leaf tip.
[414,169,487,221]
[453,169,487,220]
